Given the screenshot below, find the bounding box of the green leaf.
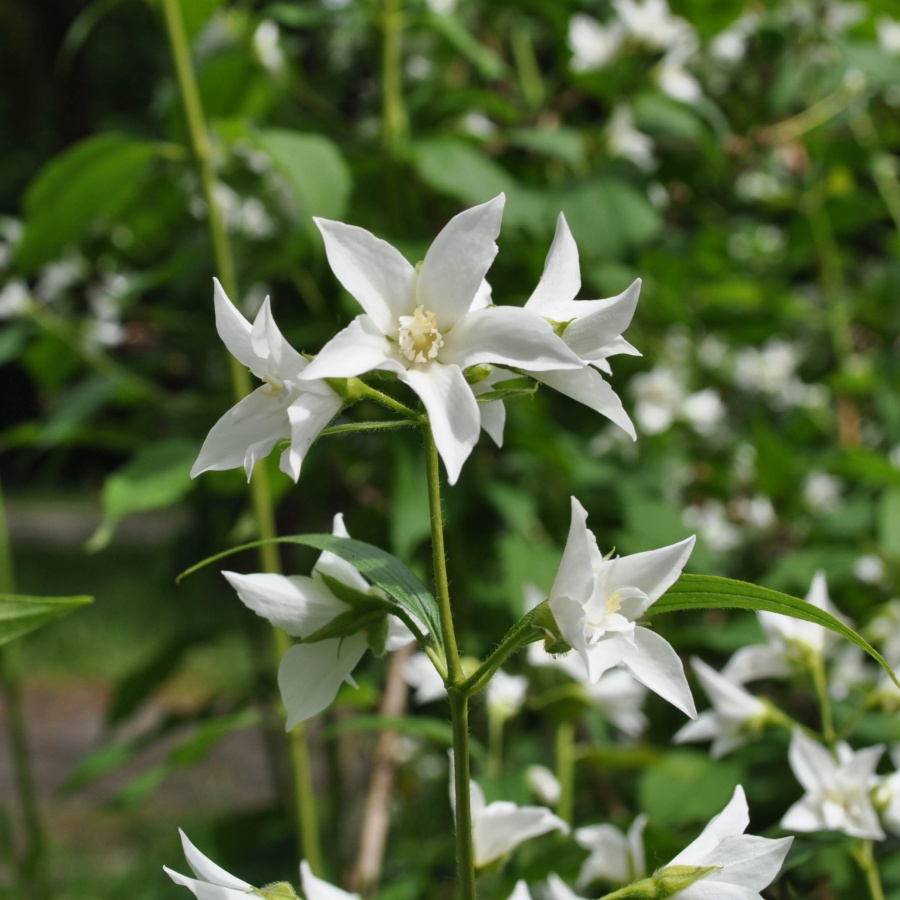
[16,133,164,273]
[0,593,93,647]
[506,127,587,169]
[878,487,900,562]
[254,128,351,225]
[425,12,508,80]
[87,438,198,552]
[652,573,899,688]
[180,535,443,653]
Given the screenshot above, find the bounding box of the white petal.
[604,535,696,602]
[525,213,581,315]
[534,366,636,438]
[478,397,506,447]
[164,868,250,899]
[780,796,826,833]
[550,498,602,620]
[223,571,346,637]
[670,786,749,866]
[300,860,360,900]
[251,296,308,378]
[301,316,405,381]
[621,627,696,718]
[700,835,793,890]
[473,801,569,867]
[788,729,836,793]
[721,644,792,683]
[545,873,585,900]
[575,824,630,885]
[402,362,480,485]
[177,829,253,889]
[281,389,343,480]
[212,278,259,375]
[508,881,535,900]
[557,280,641,362]
[692,657,766,720]
[279,635,368,728]
[674,712,722,745]
[314,218,417,334]
[416,195,505,329]
[442,306,582,371]
[191,387,291,481]
[312,513,371,592]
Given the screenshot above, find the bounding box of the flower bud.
[254,881,300,899]
[325,376,368,403]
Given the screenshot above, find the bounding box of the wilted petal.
[279,635,368,728]
[416,195,505,328]
[314,218,418,334]
[442,306,582,372]
[621,627,696,718]
[402,362,480,485]
[223,571,346,637]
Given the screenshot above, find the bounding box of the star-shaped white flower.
[520,213,638,439]
[781,729,885,840]
[300,195,582,483]
[192,279,342,482]
[660,785,793,900]
[548,496,697,718]
[165,829,359,900]
[449,762,569,868]
[723,571,849,684]
[575,814,647,888]
[224,514,416,728]
[674,657,770,758]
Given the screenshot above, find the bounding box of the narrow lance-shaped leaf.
[651,574,899,689]
[179,534,443,653]
[0,593,93,647]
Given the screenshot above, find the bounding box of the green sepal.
[550,317,575,337]
[299,607,385,645]
[597,866,718,900]
[530,599,571,655]
[317,571,383,611]
[324,376,368,403]
[252,882,299,899]
[474,377,539,404]
[464,364,494,385]
[366,615,390,657]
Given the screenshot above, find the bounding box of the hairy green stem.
[380,0,408,157]
[487,712,503,779]
[160,0,321,872]
[458,606,540,697]
[422,425,475,899]
[0,482,49,898]
[810,654,836,747]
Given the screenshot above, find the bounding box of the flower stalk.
[160,0,321,873]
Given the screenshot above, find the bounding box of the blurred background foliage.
[2,0,900,897]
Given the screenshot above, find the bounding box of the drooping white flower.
[450,762,569,868]
[300,195,582,484]
[674,658,770,758]
[548,496,697,718]
[521,214,639,439]
[526,765,562,806]
[782,729,885,840]
[575,814,647,888]
[192,279,342,482]
[722,571,847,684]
[224,514,416,727]
[660,785,793,900]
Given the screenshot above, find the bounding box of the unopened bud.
[254,882,299,899]
[652,864,718,897]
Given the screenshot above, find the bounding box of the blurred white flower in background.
[487,669,528,721]
[575,814,647,888]
[878,16,900,54]
[568,14,623,71]
[526,765,562,806]
[607,106,655,171]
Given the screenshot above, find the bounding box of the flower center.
[398,306,444,364]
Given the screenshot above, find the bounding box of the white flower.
[782,730,884,840]
[575,814,647,888]
[674,658,770,757]
[682,501,741,553]
[878,16,900,54]
[545,873,587,900]
[874,769,900,834]
[607,106,656,171]
[192,279,342,482]
[300,195,581,484]
[521,214,639,439]
[548,496,697,718]
[613,0,694,51]
[660,785,793,899]
[568,14,624,71]
[164,830,358,900]
[631,366,687,435]
[404,650,446,704]
[450,763,569,868]
[487,669,528,721]
[722,570,846,683]
[526,765,562,806]
[802,472,842,515]
[655,51,702,103]
[709,13,758,63]
[224,514,416,727]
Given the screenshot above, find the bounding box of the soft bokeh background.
[2,0,900,897]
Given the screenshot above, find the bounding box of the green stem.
[487,712,503,779]
[0,482,49,899]
[852,839,885,900]
[809,654,836,747]
[357,384,422,422]
[422,424,475,900]
[381,0,408,158]
[160,0,321,872]
[321,420,420,438]
[555,721,575,826]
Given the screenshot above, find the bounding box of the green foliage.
[0,593,93,647]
